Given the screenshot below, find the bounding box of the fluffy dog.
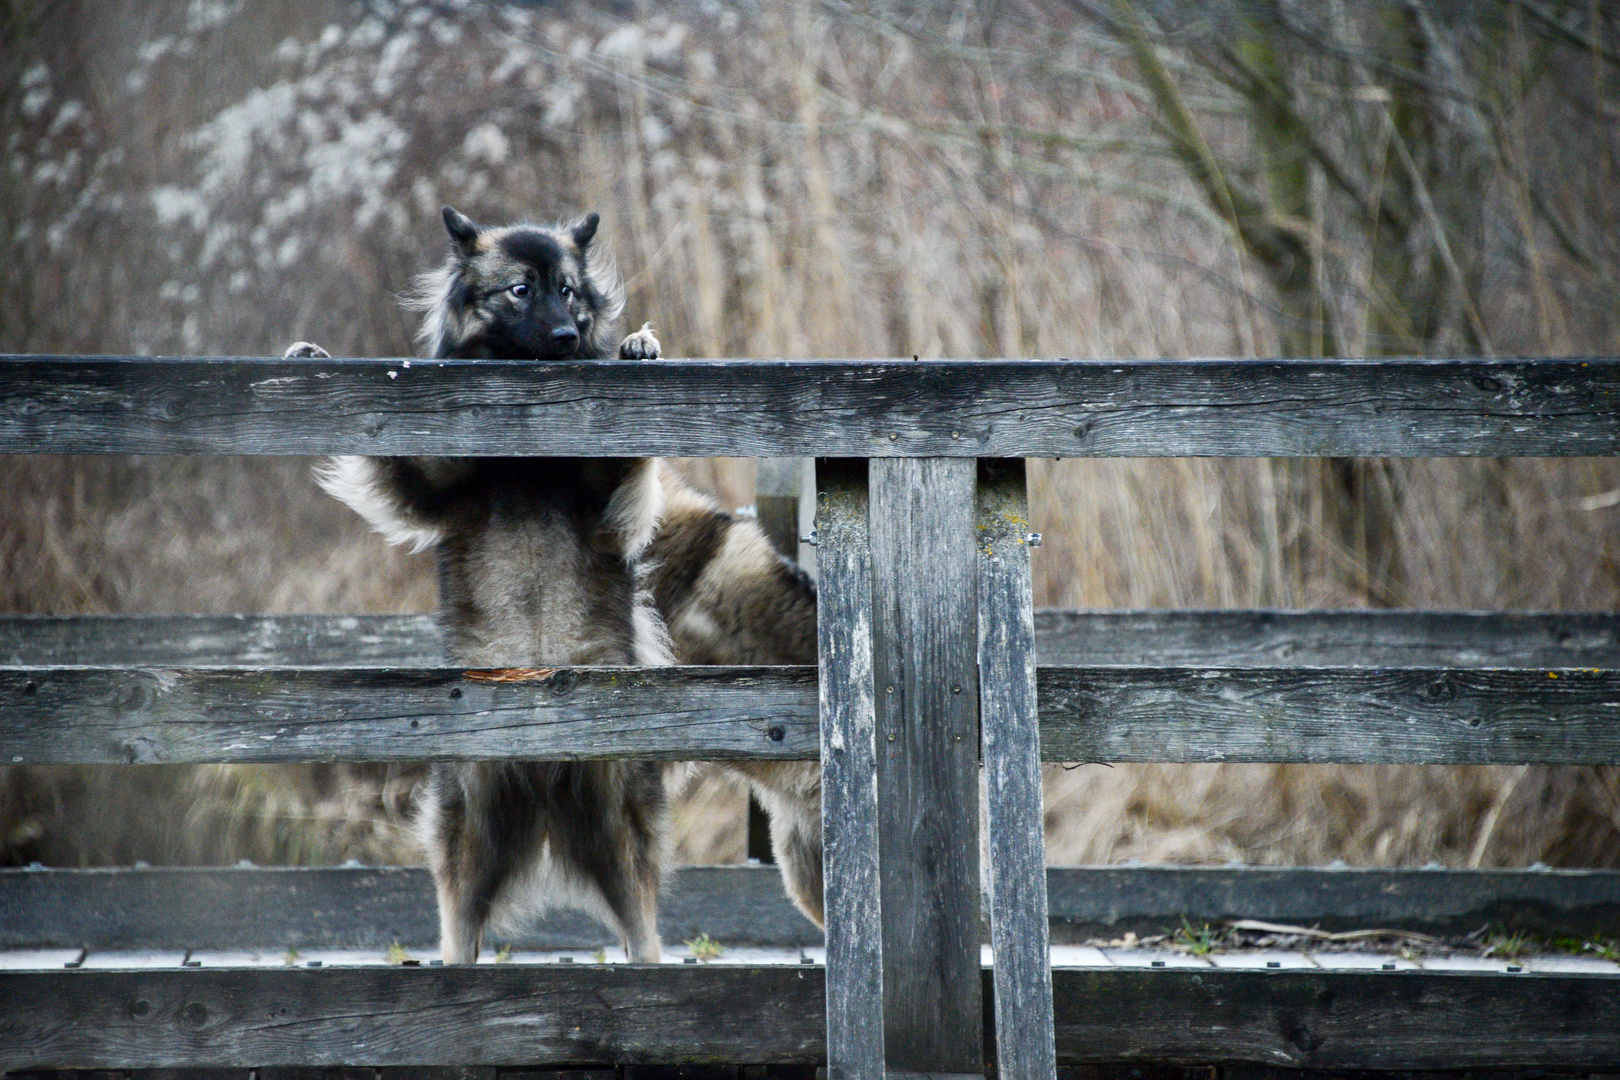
[293,206,821,964]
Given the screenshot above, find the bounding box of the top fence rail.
[4,355,1618,458]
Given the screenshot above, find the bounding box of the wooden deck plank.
[814,459,886,1080]
[13,864,1615,952]
[3,356,1616,458]
[1040,864,1620,940]
[975,460,1056,1080]
[869,458,982,1071]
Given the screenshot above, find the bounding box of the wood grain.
[0,615,445,668]
[7,610,1612,671]
[974,460,1056,1080]
[8,662,1617,766]
[869,457,982,1071]
[6,965,1620,1070]
[1037,665,1620,764]
[0,965,825,1070]
[0,666,818,764]
[814,459,886,1080]
[1033,609,1620,669]
[4,356,1616,457]
[1046,967,1620,1068]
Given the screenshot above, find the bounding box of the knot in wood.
[181,1001,210,1030]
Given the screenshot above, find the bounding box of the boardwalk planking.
[10,863,1620,951]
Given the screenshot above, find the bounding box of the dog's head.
[412,205,626,360]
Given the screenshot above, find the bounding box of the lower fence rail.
[5,864,1620,1072]
[4,964,1619,1071]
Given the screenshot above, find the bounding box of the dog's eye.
[559,282,575,300]
[509,283,530,298]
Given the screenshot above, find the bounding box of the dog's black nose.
[551,325,580,351]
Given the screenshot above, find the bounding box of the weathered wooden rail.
[3,354,1620,1077]
[11,862,1620,950]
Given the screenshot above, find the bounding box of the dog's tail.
[315,456,469,553]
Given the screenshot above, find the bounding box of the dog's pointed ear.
[570,211,601,250]
[442,205,481,257]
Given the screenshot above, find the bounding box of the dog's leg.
[283,341,331,359]
[422,766,504,964]
[616,866,663,964]
[760,789,826,928]
[565,762,666,963]
[433,864,485,965]
[599,804,664,963]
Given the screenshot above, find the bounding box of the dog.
[290,206,821,964]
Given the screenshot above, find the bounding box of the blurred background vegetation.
[3,0,1619,871]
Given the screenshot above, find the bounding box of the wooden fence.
[2,354,1619,1078]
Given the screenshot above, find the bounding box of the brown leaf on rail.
[462,668,560,683]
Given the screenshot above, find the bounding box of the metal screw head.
[1024,532,1043,547]
[800,529,819,546]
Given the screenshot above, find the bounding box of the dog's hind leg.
[562,762,666,963]
[433,862,491,965]
[758,789,825,929]
[594,806,664,963]
[612,866,663,964]
[422,765,504,964]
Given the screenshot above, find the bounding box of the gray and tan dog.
[290,206,821,964]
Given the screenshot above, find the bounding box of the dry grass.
[2,0,1619,871]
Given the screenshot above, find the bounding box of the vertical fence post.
[869,457,984,1073]
[816,459,885,1080]
[976,458,1057,1079]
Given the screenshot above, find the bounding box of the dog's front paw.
[283,341,332,359]
[618,323,660,361]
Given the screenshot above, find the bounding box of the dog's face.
[432,205,610,360]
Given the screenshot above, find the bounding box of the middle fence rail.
[7,610,1620,767]
[3,353,1620,1077]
